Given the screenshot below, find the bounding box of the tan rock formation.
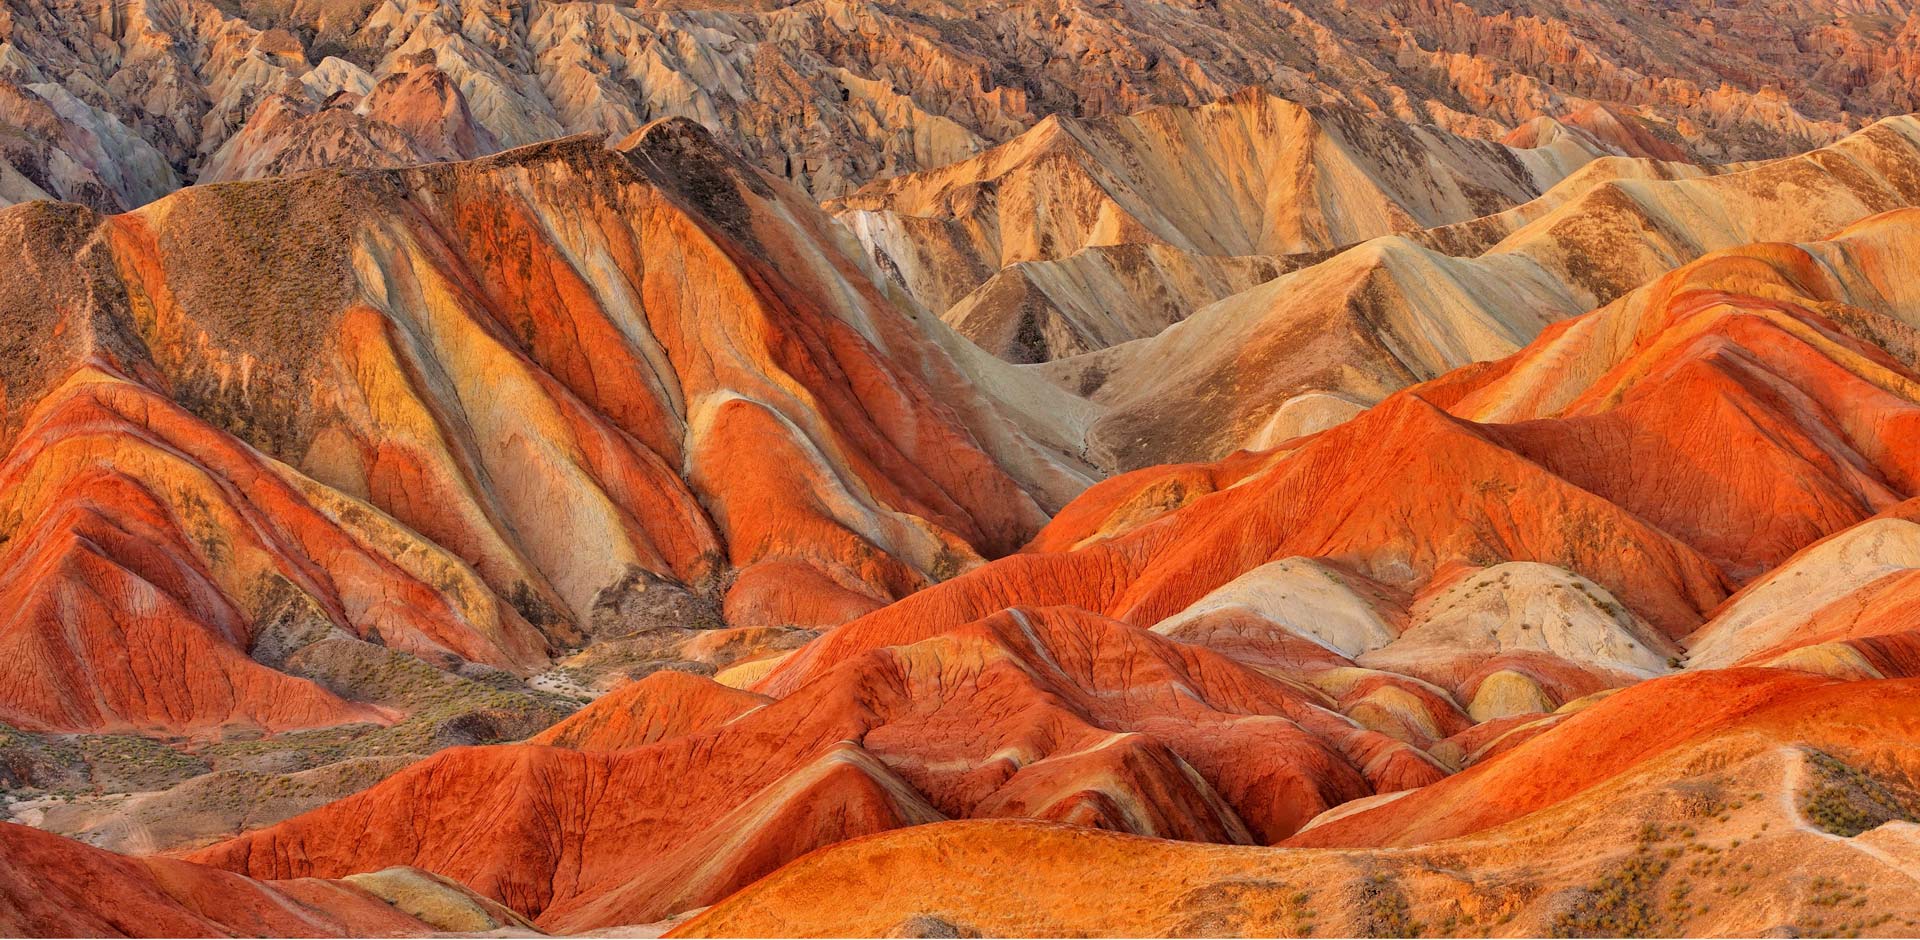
[5,0,1919,206]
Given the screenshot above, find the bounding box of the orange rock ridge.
[5,38,1920,937]
[0,119,1091,739]
[165,207,1920,935]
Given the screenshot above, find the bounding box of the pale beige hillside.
[7,0,1912,208]
[1061,116,1920,469]
[832,92,1613,340]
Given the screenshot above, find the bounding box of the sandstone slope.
[5,0,1920,206]
[0,117,1116,879]
[1054,115,1920,469]
[0,820,531,937]
[0,118,1093,743]
[149,210,1920,936]
[676,673,1920,938]
[671,218,1920,937]
[187,604,1444,931]
[831,91,1620,361]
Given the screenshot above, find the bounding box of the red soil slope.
[676,674,1920,937]
[189,605,1441,930]
[173,210,1920,933]
[0,821,434,937]
[0,119,1088,736]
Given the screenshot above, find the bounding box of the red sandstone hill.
[153,210,1920,934]
[669,217,1920,936]
[0,820,531,937]
[675,674,1920,937]
[3,54,1920,935]
[0,118,1092,741]
[186,604,1444,930]
[761,217,1920,698]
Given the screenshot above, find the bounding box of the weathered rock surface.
[0,120,1092,744]
[189,605,1443,930]
[675,674,1920,938]
[5,0,1920,206]
[124,209,1920,936]
[0,820,469,937]
[1057,116,1920,469]
[832,91,1614,361]
[5,9,1920,936]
